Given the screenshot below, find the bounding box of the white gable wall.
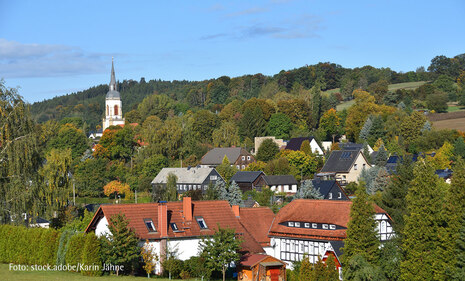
[310,139,324,155]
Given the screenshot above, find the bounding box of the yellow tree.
[103,180,131,199]
[141,239,158,278]
[427,141,453,170]
[319,108,341,142]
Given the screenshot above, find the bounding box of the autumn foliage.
[103,180,131,199]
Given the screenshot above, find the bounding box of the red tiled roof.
[238,207,275,247]
[85,199,264,254]
[268,199,389,241]
[240,253,286,267]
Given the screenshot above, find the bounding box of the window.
[288,222,294,227]
[328,193,332,199]
[144,219,156,232]
[322,224,328,229]
[247,156,251,161]
[342,175,346,180]
[196,217,208,229]
[338,192,342,199]
[330,224,336,230]
[171,223,179,231]
[236,165,240,169]
[354,164,358,170]
[242,165,245,169]
[312,223,317,228]
[242,156,245,161]
[295,222,301,227]
[210,175,217,181]
[114,105,119,116]
[106,105,109,116]
[304,223,310,228]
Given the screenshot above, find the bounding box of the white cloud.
[0,39,112,78]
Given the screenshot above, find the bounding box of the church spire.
[109,57,116,91]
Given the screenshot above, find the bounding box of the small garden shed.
[238,254,286,281]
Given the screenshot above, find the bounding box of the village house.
[85,197,265,274]
[285,137,324,155]
[267,199,394,273]
[238,254,286,281]
[230,171,267,192]
[151,167,224,194]
[254,136,286,154]
[311,179,349,201]
[317,150,371,185]
[201,147,255,170]
[263,175,298,194]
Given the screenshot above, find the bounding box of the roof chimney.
[158,202,168,238]
[183,197,192,222]
[232,205,240,218]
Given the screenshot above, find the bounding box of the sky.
[0,0,464,103]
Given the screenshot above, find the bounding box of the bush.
[81,232,102,276]
[65,232,86,270]
[0,224,60,265]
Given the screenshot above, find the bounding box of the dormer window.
[144,219,156,232]
[328,193,332,199]
[196,217,208,229]
[330,224,336,230]
[312,223,317,228]
[295,222,301,227]
[171,223,179,231]
[288,222,294,227]
[304,223,310,228]
[322,224,328,229]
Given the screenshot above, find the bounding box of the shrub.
[81,233,102,276]
[65,232,86,270]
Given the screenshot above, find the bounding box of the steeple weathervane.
[109,57,116,91]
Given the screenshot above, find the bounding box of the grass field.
[432,118,465,131]
[387,81,428,92]
[1,263,230,281]
[336,99,355,111]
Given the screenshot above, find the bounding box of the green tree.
[380,156,413,236]
[40,148,73,214]
[228,181,243,206]
[166,173,178,201]
[452,212,465,280]
[401,161,448,280]
[294,180,323,199]
[239,107,267,141]
[319,108,341,142]
[199,226,242,281]
[267,113,293,139]
[212,121,240,148]
[81,233,102,276]
[257,138,280,162]
[343,254,386,281]
[343,183,379,265]
[359,116,373,142]
[426,91,448,112]
[300,140,312,155]
[47,123,89,161]
[100,213,140,276]
[191,110,219,143]
[299,255,313,281]
[399,111,427,148]
[0,81,40,223]
[216,156,238,182]
[374,144,388,166]
[453,137,465,159]
[74,158,109,197]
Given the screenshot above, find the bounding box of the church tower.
[102,58,125,131]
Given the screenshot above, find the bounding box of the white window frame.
[328,193,332,199]
[322,224,328,229]
[242,156,245,161]
[330,224,336,230]
[288,222,294,227]
[247,156,251,161]
[354,164,358,170]
[144,219,156,232]
[304,223,310,228]
[312,223,317,228]
[295,222,301,227]
[196,217,208,229]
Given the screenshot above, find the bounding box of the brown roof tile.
[268,199,389,241]
[238,207,275,247]
[85,199,264,254]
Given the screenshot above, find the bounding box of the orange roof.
[86,200,264,254]
[268,199,389,241]
[238,207,275,247]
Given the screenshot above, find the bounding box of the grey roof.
[320,150,361,173]
[230,171,265,183]
[201,147,244,165]
[263,175,298,186]
[330,240,344,258]
[285,137,315,151]
[152,167,220,184]
[339,142,364,151]
[311,179,346,199]
[106,59,121,99]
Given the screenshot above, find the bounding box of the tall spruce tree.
[294,180,323,199]
[374,144,388,166]
[342,183,379,265]
[359,116,373,142]
[401,161,449,281]
[380,156,414,236]
[228,181,243,206]
[452,212,465,280]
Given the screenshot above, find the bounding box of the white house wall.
[269,237,334,269]
[95,216,110,237]
[310,139,324,155]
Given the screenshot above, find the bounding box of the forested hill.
[30,54,464,131]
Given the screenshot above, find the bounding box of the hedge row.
[0,224,60,265]
[0,225,101,276]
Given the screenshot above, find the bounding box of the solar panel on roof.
[340,152,352,159]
